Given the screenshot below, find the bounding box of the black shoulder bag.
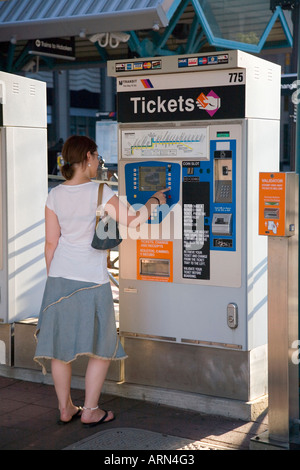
[91,183,122,250]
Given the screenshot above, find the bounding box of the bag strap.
[95,183,104,225]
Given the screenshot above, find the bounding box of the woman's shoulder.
[101,183,117,207]
[102,182,115,193]
[49,182,66,192]
[47,184,62,199]
[55,181,97,190]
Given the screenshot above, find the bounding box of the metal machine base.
[1,321,268,407]
[0,319,269,421]
[250,431,300,450]
[122,336,267,402]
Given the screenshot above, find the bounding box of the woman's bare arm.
[44,206,61,275]
[103,189,170,228]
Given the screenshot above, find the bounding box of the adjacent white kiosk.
[0,72,47,365]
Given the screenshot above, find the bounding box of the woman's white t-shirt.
[46,182,116,284]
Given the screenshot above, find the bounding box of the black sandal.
[81,407,115,428]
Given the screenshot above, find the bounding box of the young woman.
[34,135,168,426]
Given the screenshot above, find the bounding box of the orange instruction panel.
[259,172,286,236]
[137,239,173,282]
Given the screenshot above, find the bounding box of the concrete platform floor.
[0,375,269,451]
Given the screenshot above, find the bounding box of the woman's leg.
[51,359,79,422]
[81,357,113,424]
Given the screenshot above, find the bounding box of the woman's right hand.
[150,188,170,205]
[103,188,171,229]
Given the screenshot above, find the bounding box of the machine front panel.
[120,121,241,290]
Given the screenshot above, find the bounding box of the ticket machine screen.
[139,166,166,192]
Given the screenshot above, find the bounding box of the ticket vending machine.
[107,51,281,407]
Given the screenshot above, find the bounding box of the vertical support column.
[53,70,70,142]
[295,5,300,423]
[100,67,115,113]
[294,4,300,175]
[0,129,3,273]
[252,172,299,449]
[268,235,298,443]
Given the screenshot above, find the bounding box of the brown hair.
[61,135,97,180]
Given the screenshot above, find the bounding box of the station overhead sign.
[28,37,75,61]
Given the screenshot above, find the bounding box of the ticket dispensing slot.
[212,213,232,235]
[140,258,170,277]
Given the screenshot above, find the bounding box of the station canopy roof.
[0,0,176,41]
[0,0,294,73]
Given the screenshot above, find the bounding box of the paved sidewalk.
[0,375,268,451]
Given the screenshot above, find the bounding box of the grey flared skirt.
[34,277,127,374]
